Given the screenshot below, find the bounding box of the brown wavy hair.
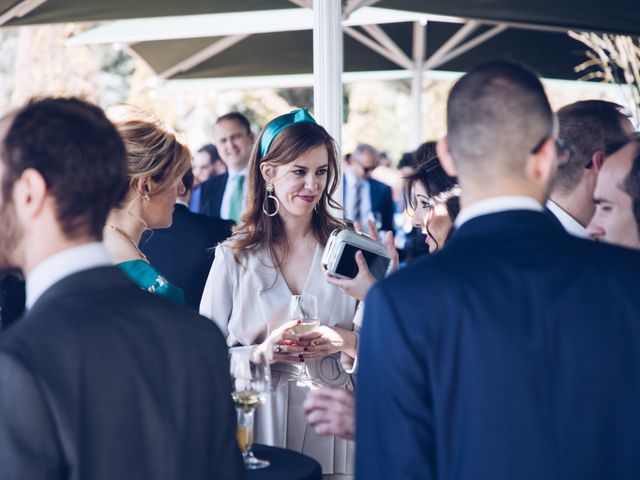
[231,119,344,269]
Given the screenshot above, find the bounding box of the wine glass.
[289,294,319,387]
[229,346,271,469]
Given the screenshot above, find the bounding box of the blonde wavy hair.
[107,104,191,198]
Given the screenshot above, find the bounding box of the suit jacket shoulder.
[199,173,228,217]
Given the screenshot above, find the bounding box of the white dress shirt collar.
[26,242,112,309]
[545,200,589,238]
[227,166,247,180]
[454,195,543,229]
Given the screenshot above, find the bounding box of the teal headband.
[259,108,317,157]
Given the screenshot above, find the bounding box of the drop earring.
[262,183,280,217]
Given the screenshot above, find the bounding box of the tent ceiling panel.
[130,22,589,81]
[375,0,640,36]
[0,0,297,26]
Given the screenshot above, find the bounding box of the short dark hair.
[555,100,631,194]
[447,61,553,180]
[622,139,640,239]
[215,112,251,134]
[197,143,220,163]
[1,97,128,239]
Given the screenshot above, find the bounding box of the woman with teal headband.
[201,109,359,478]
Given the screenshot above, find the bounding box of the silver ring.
[274,345,282,354]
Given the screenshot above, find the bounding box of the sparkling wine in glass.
[289,294,319,387]
[229,346,270,470]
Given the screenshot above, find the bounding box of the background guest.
[189,143,227,213]
[198,112,254,221]
[343,143,395,233]
[141,170,234,309]
[104,104,191,304]
[548,100,634,236]
[587,136,640,249]
[403,141,461,253]
[304,387,355,441]
[200,109,358,477]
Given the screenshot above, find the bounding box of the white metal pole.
[313,0,343,208]
[313,0,343,146]
[411,20,426,149]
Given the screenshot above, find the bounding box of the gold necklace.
[106,224,148,261]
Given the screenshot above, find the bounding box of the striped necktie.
[228,175,245,222]
[353,182,362,224]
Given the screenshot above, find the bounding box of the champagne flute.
[229,346,271,469]
[289,294,319,387]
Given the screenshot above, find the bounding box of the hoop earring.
[262,183,280,217]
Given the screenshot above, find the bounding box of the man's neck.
[548,191,592,227]
[22,235,98,277]
[459,181,545,211]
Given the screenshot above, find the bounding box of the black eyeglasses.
[531,136,574,166]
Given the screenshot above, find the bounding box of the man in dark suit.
[198,112,254,221]
[357,62,640,479]
[343,143,395,232]
[141,170,234,309]
[0,98,242,479]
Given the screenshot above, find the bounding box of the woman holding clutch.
[201,109,358,478]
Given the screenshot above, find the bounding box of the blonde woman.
[104,105,191,304]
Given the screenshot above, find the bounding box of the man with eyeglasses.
[547,100,634,237]
[343,143,395,232]
[197,112,254,222]
[587,135,640,249]
[357,61,640,480]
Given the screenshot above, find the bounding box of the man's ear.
[590,150,605,173]
[527,137,556,184]
[436,137,457,177]
[13,168,47,220]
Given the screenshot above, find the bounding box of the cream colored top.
[201,241,360,350]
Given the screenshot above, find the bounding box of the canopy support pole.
[343,0,380,17]
[313,0,343,207]
[158,34,248,79]
[429,24,507,69]
[0,0,47,26]
[343,26,413,70]
[288,0,312,8]
[411,20,426,149]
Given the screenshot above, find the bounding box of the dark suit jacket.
[357,210,640,480]
[198,172,228,218]
[343,176,395,232]
[0,272,25,330]
[140,204,234,309]
[0,266,243,480]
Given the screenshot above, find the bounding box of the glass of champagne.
[229,346,271,469]
[289,294,319,387]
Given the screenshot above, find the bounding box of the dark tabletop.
[246,444,322,480]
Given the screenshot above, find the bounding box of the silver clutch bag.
[321,228,393,281]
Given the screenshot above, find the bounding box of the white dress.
[200,241,359,475]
